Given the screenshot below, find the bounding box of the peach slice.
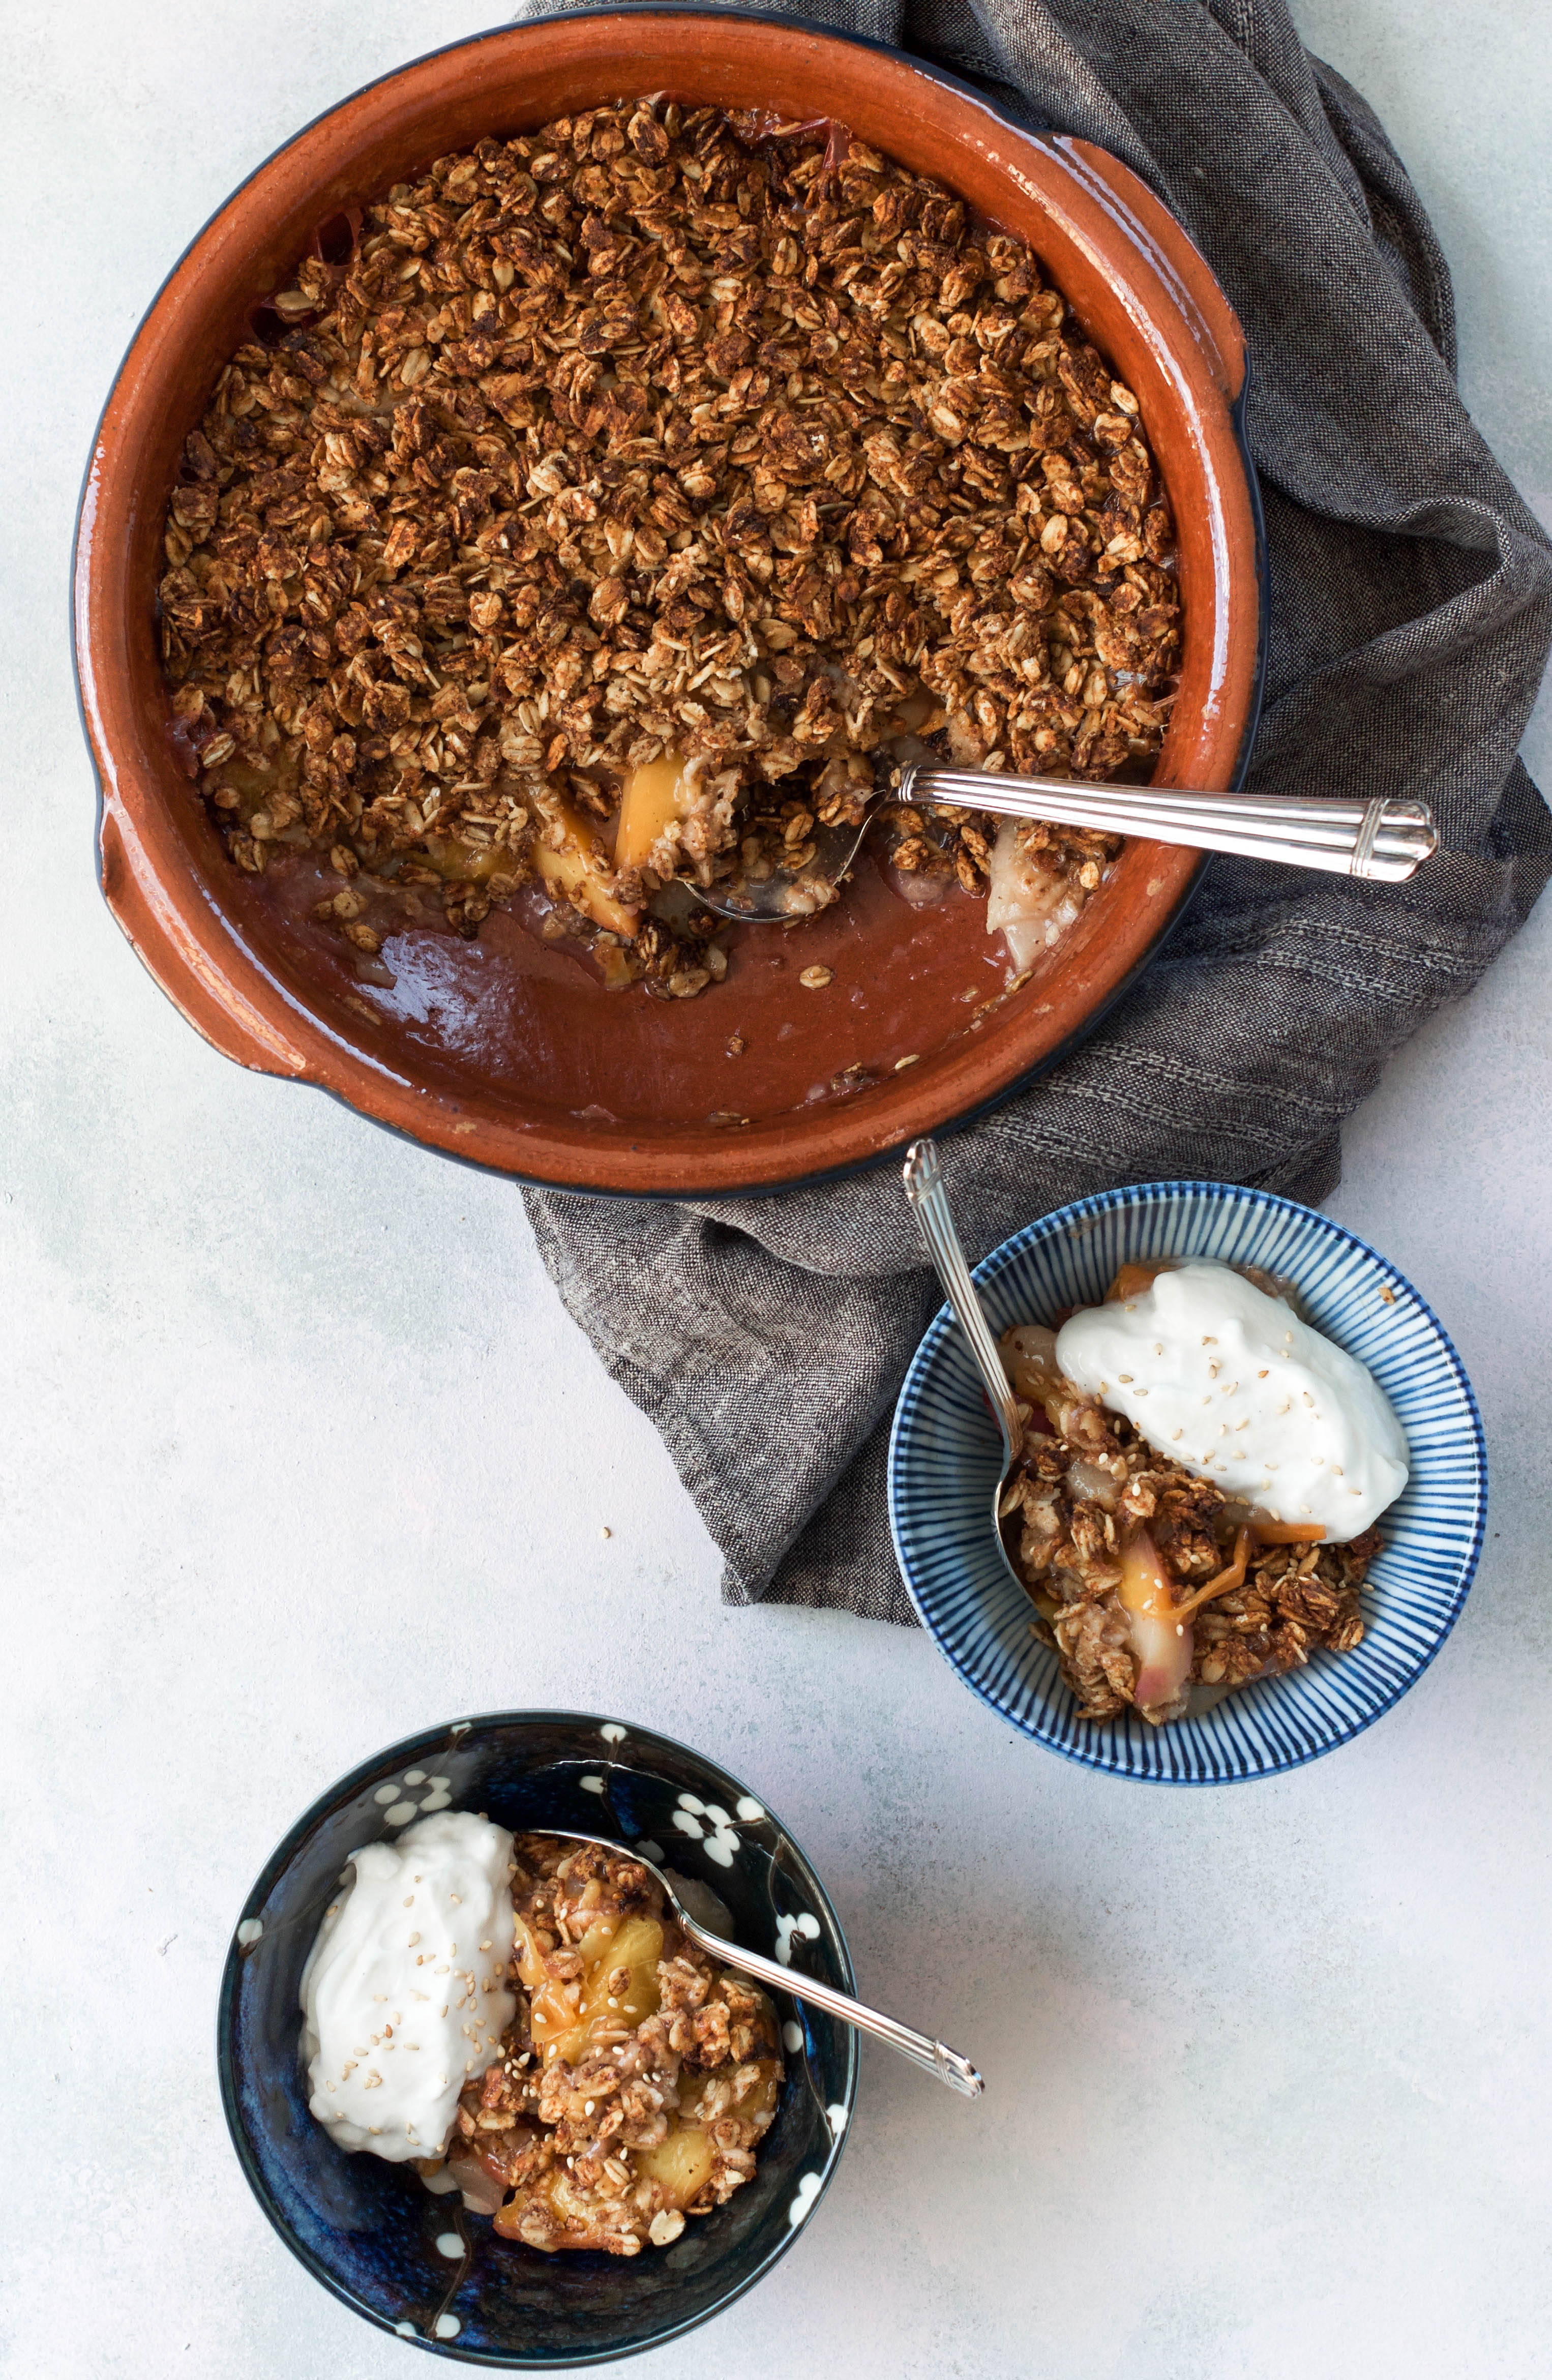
[984,818,1085,970]
[637,2123,716,2209]
[523,1912,665,2070]
[614,753,697,872]
[1118,1525,1192,1719]
[534,803,641,937]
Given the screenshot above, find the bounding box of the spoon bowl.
[696,767,1438,921]
[538,1827,983,2099]
[691,821,861,923]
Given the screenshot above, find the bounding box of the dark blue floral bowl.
[219,1713,857,2364]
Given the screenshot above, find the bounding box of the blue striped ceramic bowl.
[888,1182,1485,1784]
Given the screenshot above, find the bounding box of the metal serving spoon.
[539,1828,983,2099]
[696,761,1439,921]
[902,1136,1027,1609]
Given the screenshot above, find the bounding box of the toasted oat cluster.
[1000,1307,1379,1727]
[428,1837,782,2256]
[157,97,1180,994]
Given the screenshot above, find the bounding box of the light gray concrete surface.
[3,6,1548,2376]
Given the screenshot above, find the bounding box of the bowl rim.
[216,1708,859,2366]
[72,5,1266,1201]
[887,1181,1488,1785]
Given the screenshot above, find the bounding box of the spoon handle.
[903,1138,1022,1461]
[898,765,1438,882]
[678,1915,983,2098]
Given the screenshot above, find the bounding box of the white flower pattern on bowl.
[371,1772,452,1826]
[359,1734,835,2114]
[775,1913,821,1966]
[671,1791,742,1866]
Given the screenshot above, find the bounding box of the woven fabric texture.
[517,0,1552,1625]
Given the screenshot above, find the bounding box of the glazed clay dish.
[74,10,1262,1195]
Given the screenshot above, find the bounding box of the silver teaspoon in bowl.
[539,1828,983,2099]
[695,763,1439,921]
[903,1136,1027,1611]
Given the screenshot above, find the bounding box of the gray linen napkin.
[517,0,1552,1625]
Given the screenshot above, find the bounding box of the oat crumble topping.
[1000,1286,1380,1727]
[425,1836,782,2255]
[159,97,1180,996]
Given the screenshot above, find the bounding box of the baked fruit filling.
[426,1836,783,2255]
[999,1262,1393,1726]
[158,96,1181,999]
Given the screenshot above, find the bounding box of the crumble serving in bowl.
[995,1258,1408,1727]
[221,1713,854,2362]
[77,13,1260,1193]
[300,1814,783,2257]
[889,1183,1484,1784]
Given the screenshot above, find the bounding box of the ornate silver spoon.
[696,762,1438,920]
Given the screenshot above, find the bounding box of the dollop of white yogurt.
[1054,1261,1408,1538]
[300,1809,516,2162]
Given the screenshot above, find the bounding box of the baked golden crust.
[1001,1318,1377,1724]
[158,98,1179,994]
[433,1836,782,2256]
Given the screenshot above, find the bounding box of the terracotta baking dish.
[73,8,1262,1196]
